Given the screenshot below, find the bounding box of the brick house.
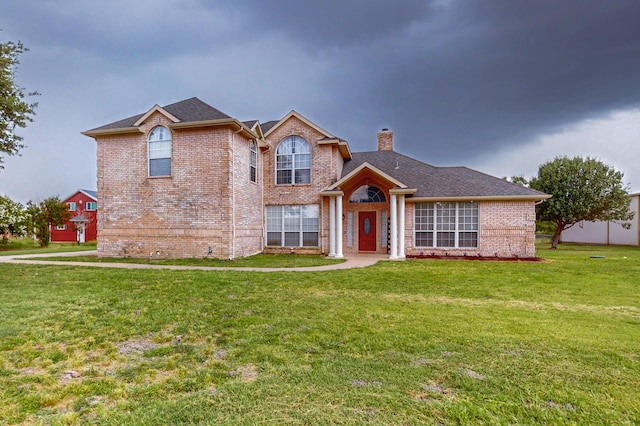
[83,97,549,259]
[50,189,98,243]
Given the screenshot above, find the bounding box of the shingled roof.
[342,151,547,199]
[86,97,231,132]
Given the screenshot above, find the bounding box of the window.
[349,185,386,203]
[266,204,319,247]
[415,202,478,248]
[148,126,171,177]
[67,202,77,212]
[56,224,67,231]
[276,136,310,184]
[85,202,97,211]
[250,141,258,183]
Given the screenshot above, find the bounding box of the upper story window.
[85,202,97,211]
[250,141,258,183]
[276,136,310,185]
[350,185,386,203]
[148,126,171,177]
[67,202,77,211]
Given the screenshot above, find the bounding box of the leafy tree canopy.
[0,35,38,169]
[529,156,634,248]
[26,197,71,247]
[0,194,27,240]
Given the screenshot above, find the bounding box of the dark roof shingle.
[87,97,231,132]
[343,151,546,198]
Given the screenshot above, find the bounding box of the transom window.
[266,204,319,247]
[415,202,479,248]
[148,126,172,177]
[276,136,311,185]
[250,141,258,183]
[349,185,386,203]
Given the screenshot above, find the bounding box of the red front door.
[358,211,377,252]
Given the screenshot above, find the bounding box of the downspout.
[260,142,265,253]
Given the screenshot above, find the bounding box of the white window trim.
[275,136,311,185]
[148,126,172,177]
[414,202,479,249]
[265,204,319,247]
[250,141,258,183]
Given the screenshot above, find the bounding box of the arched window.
[148,126,171,177]
[250,141,258,183]
[349,185,386,203]
[276,136,310,184]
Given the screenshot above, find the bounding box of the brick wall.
[263,116,344,254]
[403,200,537,258]
[96,112,262,259]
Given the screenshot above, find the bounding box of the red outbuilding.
[50,189,98,243]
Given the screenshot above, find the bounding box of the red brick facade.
[87,100,546,259]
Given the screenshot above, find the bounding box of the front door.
[77,224,85,243]
[358,211,377,252]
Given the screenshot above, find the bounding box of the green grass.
[0,244,639,424]
[33,253,346,268]
[0,239,97,256]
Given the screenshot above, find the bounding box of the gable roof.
[341,151,549,201]
[82,98,256,138]
[63,189,98,203]
[263,110,335,139]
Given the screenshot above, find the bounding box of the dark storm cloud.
[226,0,640,162]
[222,0,437,50]
[1,0,640,201]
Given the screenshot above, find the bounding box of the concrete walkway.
[0,251,392,272]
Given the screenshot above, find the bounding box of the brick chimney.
[377,128,394,151]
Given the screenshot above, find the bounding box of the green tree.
[0,36,38,169]
[25,197,71,247]
[530,156,634,249]
[0,194,27,241]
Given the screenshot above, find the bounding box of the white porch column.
[398,194,405,258]
[335,194,344,258]
[329,196,336,257]
[390,193,398,259]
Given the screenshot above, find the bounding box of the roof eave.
[81,127,144,138]
[169,118,258,138]
[407,194,552,202]
[318,138,352,160]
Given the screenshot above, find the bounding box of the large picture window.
[276,136,311,184]
[415,202,478,248]
[266,204,319,247]
[149,126,171,177]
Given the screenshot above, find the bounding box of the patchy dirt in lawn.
[228,364,258,382]
[116,338,160,355]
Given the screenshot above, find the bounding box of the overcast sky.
[2,0,640,203]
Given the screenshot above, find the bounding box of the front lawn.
[0,244,638,424]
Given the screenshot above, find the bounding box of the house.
[82,97,549,259]
[50,189,98,243]
[561,193,640,246]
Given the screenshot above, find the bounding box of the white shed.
[561,193,640,245]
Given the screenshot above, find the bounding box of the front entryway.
[358,211,376,252]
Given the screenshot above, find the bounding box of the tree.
[0,36,38,169]
[0,194,27,241]
[25,197,71,247]
[530,156,634,249]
